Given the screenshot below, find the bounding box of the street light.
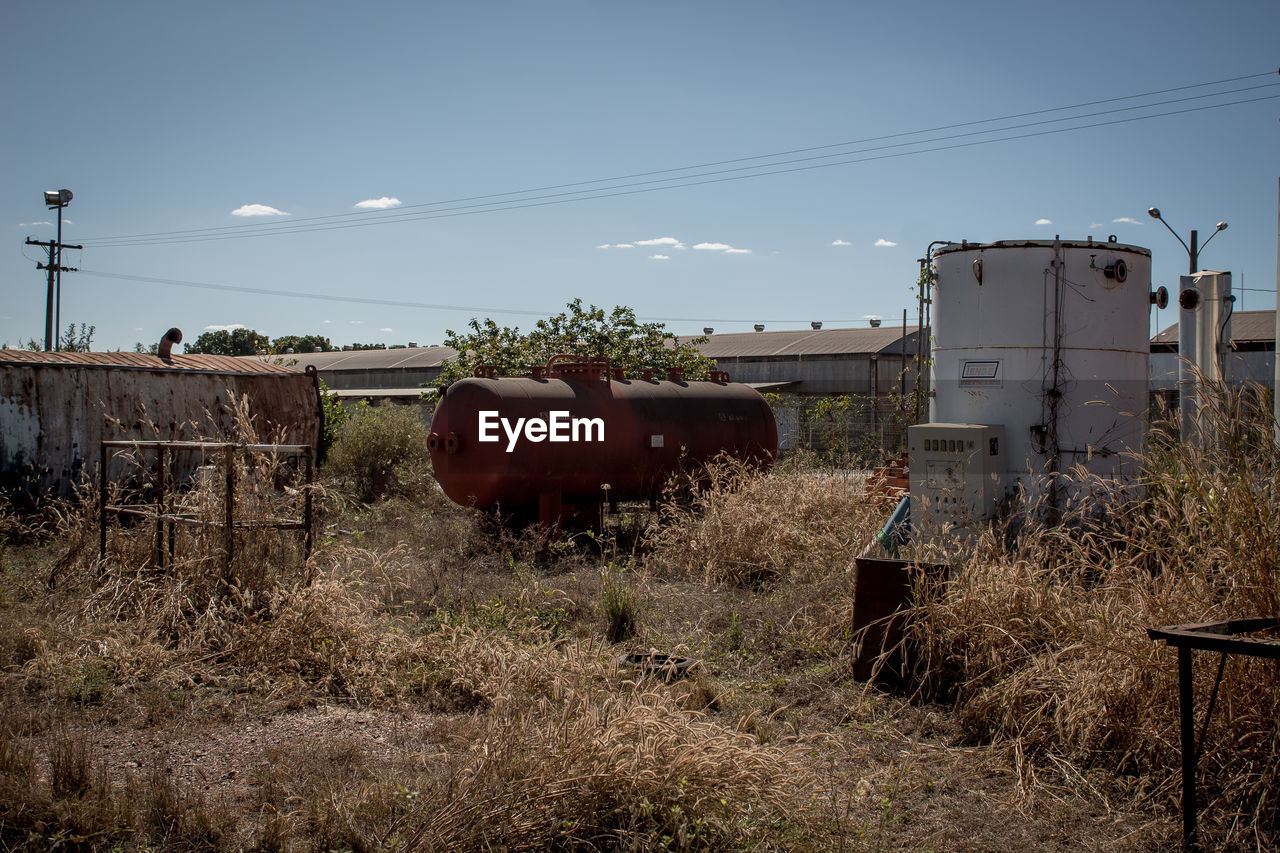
[43,189,73,351]
[1147,206,1227,274]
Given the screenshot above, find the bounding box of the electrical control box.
[908,423,1006,529]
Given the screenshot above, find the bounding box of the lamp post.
[44,189,73,351]
[1147,207,1227,274]
[1148,207,1232,446]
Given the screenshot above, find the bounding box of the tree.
[185,328,267,356]
[434,299,714,389]
[22,323,95,352]
[270,334,333,354]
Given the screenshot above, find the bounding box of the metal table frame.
[99,439,314,576]
[1147,617,1280,852]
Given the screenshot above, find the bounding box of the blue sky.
[3,0,1277,352]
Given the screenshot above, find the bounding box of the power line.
[85,89,1280,248]
[84,70,1273,244]
[75,268,914,326]
[83,71,1280,248]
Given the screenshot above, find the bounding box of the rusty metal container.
[428,355,777,525]
[850,556,950,682]
[0,350,322,499]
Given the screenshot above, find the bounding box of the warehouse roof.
[266,345,457,371]
[678,326,919,358]
[1151,309,1276,347]
[0,349,303,375]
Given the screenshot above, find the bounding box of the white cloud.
[832,239,852,246]
[349,320,363,324]
[323,319,332,324]
[1113,217,1141,226]
[19,221,54,228]
[636,237,686,248]
[649,254,670,260]
[874,238,897,248]
[693,242,752,254]
[380,327,393,332]
[231,204,289,217]
[597,243,637,249]
[1089,223,1103,229]
[203,323,246,332]
[355,197,402,210]
[1035,218,1052,226]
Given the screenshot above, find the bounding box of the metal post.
[54,206,63,349]
[43,242,56,351]
[303,449,314,561]
[155,445,167,570]
[1189,229,1198,275]
[916,260,925,425]
[1178,645,1198,851]
[98,442,108,564]
[224,445,235,579]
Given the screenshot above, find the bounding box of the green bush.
[325,405,433,502]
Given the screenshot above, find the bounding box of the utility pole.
[26,189,79,351]
[26,235,81,350]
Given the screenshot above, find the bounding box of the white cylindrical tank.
[930,239,1152,502]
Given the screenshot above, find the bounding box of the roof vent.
[754,324,765,332]
[811,321,822,330]
[157,327,182,360]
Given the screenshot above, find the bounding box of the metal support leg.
[1178,645,1198,851]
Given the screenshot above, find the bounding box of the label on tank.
[960,360,1002,387]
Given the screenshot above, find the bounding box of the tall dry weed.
[649,455,881,587]
[903,380,1280,847]
[400,687,826,851]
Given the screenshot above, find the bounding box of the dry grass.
[649,454,882,587]
[902,382,1280,850]
[9,387,1269,849]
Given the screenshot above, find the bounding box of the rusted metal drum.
[428,356,777,525]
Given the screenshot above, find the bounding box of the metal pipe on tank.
[1178,272,1232,445]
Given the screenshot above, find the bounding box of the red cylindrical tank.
[428,356,776,522]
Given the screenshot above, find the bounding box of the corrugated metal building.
[0,350,322,499]
[678,326,925,395]
[268,328,926,455]
[273,346,454,403]
[1149,310,1276,411]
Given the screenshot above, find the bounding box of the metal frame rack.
[1147,617,1280,852]
[99,439,314,574]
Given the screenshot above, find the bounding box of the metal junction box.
[908,423,1005,528]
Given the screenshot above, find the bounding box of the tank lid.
[933,239,1150,258]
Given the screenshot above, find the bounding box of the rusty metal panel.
[0,360,320,499]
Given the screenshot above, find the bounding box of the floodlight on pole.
[37,189,75,350]
[1147,206,1228,274]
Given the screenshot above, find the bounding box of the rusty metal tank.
[428,355,777,525]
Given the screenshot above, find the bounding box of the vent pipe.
[158,328,182,360]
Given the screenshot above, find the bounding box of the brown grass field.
[0,388,1276,851]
